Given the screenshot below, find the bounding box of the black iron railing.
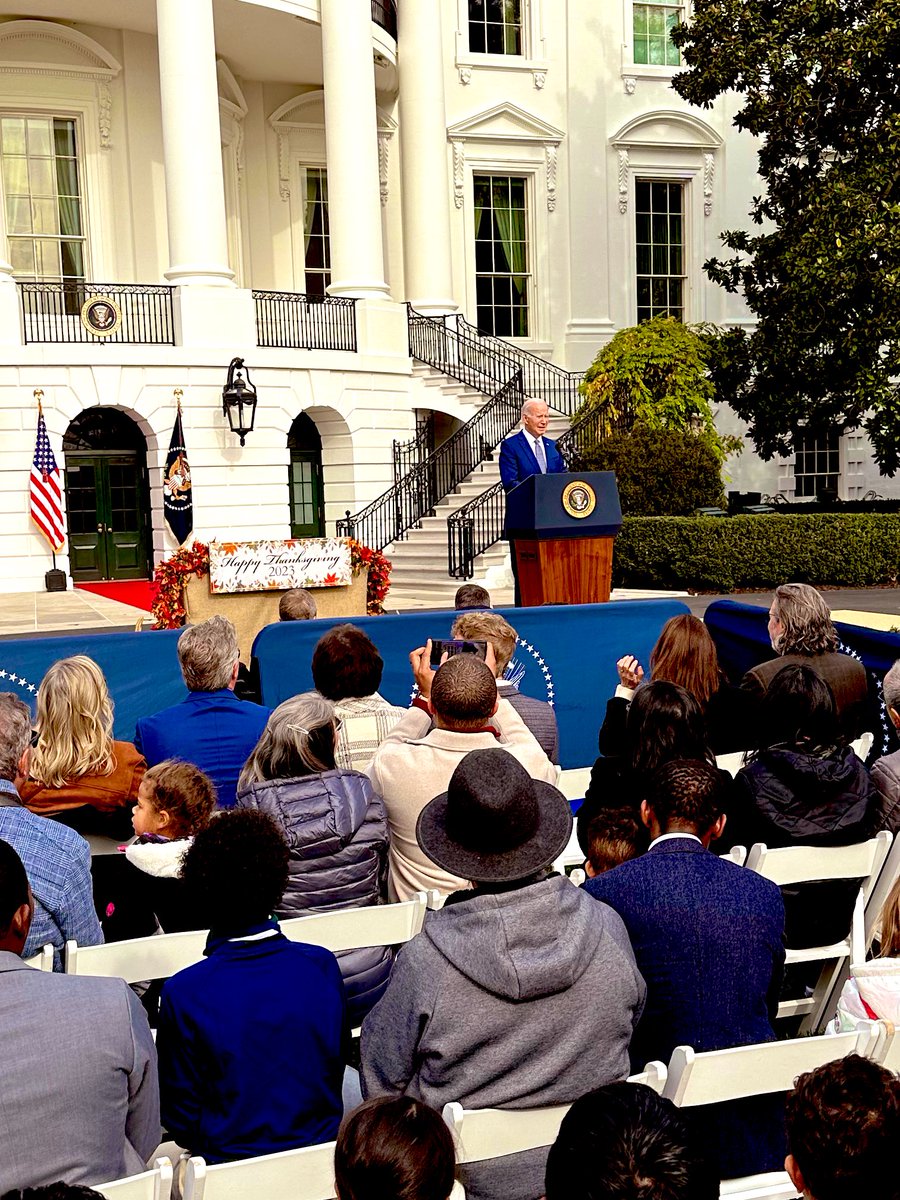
[18,282,175,345]
[371,0,397,38]
[338,371,524,551]
[555,403,633,468]
[253,291,357,351]
[447,480,506,578]
[393,411,435,486]
[447,312,583,416]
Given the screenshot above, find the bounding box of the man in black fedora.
[360,748,646,1200]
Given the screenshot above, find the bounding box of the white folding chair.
[873,1017,900,1074]
[66,927,211,982]
[716,751,748,777]
[864,826,900,950]
[627,1060,668,1094]
[279,893,428,954]
[721,845,747,866]
[23,943,54,971]
[850,731,874,762]
[746,832,893,1031]
[719,1173,799,1200]
[94,1157,173,1200]
[183,1143,336,1200]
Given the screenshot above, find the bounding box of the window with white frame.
[794,429,840,498]
[633,1,682,66]
[635,180,685,322]
[468,0,523,55]
[0,115,87,280]
[474,172,530,337]
[301,166,330,296]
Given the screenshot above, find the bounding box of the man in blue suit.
[135,615,271,809]
[584,759,786,1180]
[499,400,566,604]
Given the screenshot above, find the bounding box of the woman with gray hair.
[741,583,874,747]
[236,691,390,1026]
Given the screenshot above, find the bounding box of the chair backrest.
[662,1022,882,1108]
[746,832,892,893]
[183,1143,336,1200]
[94,1157,173,1200]
[627,1061,668,1095]
[66,895,430,983]
[23,944,53,971]
[865,829,900,950]
[721,845,747,866]
[719,1173,798,1200]
[716,751,747,777]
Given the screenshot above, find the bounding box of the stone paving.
[0,589,150,637]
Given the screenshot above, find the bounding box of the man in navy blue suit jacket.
[135,616,271,809]
[585,758,786,1180]
[499,399,566,493]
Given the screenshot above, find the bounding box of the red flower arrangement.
[151,538,391,628]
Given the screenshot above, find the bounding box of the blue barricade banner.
[705,599,900,682]
[0,629,186,740]
[253,599,690,770]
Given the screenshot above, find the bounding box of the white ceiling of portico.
[0,0,325,85]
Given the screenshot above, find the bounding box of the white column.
[156,0,233,286]
[398,0,456,314]
[320,0,390,299]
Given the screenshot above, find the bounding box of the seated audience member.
[599,614,749,757]
[311,625,406,771]
[156,809,346,1163]
[579,806,648,877]
[545,1082,719,1200]
[742,583,875,746]
[19,656,144,838]
[454,583,491,610]
[0,838,159,1193]
[785,1055,900,1200]
[134,616,271,809]
[585,759,785,1178]
[579,681,724,838]
[236,692,390,1025]
[334,1097,456,1200]
[832,873,900,1031]
[279,588,318,621]
[450,610,559,762]
[727,664,880,947]
[99,760,217,941]
[869,657,900,831]
[2,1187,105,1200]
[0,693,102,967]
[362,749,645,1200]
[367,645,557,899]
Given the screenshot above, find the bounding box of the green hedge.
[613,514,900,592]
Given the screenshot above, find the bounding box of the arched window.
[287,412,325,538]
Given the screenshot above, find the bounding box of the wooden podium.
[505,471,622,606]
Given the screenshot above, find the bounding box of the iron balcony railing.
[338,371,524,552]
[447,480,506,579]
[371,0,397,39]
[253,291,357,352]
[393,411,435,486]
[18,281,175,345]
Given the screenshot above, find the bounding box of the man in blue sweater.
[156,809,345,1162]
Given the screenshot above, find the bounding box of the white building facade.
[0,0,891,595]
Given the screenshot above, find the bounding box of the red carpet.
[76,579,158,612]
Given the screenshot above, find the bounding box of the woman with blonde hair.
[598,613,749,757]
[20,655,144,837]
[235,690,390,1025]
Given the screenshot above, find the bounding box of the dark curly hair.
[1,1187,104,1200]
[180,809,289,932]
[647,759,728,836]
[312,624,384,701]
[785,1054,900,1200]
[334,1097,456,1200]
[545,1082,718,1200]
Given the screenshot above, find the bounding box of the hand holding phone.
[428,638,489,669]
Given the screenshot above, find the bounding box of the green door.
[65,452,150,581]
[289,450,325,538]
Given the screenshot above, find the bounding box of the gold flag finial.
[173,387,183,413]
[33,387,44,413]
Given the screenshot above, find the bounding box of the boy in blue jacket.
[156,809,346,1162]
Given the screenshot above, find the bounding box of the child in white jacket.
[832,875,900,1031]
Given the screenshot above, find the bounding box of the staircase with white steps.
[386,412,571,610]
[410,361,488,418]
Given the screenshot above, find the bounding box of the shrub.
[582,424,725,516]
[613,514,900,592]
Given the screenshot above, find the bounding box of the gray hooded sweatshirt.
[360,874,645,1200]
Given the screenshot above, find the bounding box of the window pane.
[53,119,77,158]
[469,0,523,56]
[635,177,685,321]
[27,118,52,157]
[32,197,57,235]
[9,239,34,274]
[6,195,30,234]
[473,172,530,337]
[28,157,54,197]
[301,165,331,294]
[3,156,27,194]
[0,117,25,155]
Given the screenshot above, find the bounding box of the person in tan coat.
[19,655,144,838]
[366,644,557,900]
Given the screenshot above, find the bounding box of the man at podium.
[499,399,566,491]
[500,400,566,604]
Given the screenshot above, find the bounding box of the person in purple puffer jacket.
[235,691,390,1027]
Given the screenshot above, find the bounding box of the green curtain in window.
[303,170,318,252]
[504,0,520,54]
[493,191,526,299]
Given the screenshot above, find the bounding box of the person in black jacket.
[598,615,750,758]
[723,664,881,949]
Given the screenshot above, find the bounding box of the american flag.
[30,411,65,551]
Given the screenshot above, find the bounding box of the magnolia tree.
[672,0,900,473]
